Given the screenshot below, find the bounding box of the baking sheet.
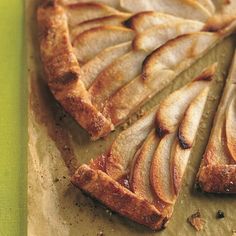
[27,0,236,235]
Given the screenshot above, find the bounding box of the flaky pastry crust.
[37,2,114,140]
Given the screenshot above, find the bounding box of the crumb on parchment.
[216,210,225,219]
[187,210,206,231]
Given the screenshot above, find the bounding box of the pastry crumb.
[187,210,206,231]
[216,210,225,219]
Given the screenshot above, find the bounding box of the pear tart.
[196,51,236,194]
[37,0,236,140]
[71,65,216,230]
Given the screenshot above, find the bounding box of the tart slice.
[196,51,236,194]
[71,64,216,229]
[38,0,236,139]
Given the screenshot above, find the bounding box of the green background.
[0,0,27,235]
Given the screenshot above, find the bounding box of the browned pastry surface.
[71,164,167,230]
[198,165,236,193]
[37,3,114,140]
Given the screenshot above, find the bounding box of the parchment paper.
[27,0,236,235]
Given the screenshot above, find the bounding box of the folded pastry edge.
[71,164,169,230]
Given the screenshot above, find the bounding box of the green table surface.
[0,0,27,235]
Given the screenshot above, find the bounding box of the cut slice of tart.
[196,50,236,194]
[71,64,216,229]
[38,0,236,139]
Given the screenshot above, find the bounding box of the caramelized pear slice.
[89,50,147,109]
[131,130,159,203]
[150,133,176,204]
[226,95,236,162]
[120,0,211,21]
[70,14,130,40]
[73,26,135,63]
[172,87,210,195]
[156,65,215,136]
[178,87,210,149]
[81,42,131,88]
[65,2,122,26]
[124,11,187,32]
[142,32,219,81]
[133,20,204,51]
[106,108,157,180]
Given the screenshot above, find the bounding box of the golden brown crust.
[197,165,236,193]
[71,164,167,230]
[37,2,114,139]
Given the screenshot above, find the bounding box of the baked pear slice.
[171,87,210,195]
[131,130,159,203]
[73,26,135,63]
[156,64,216,136]
[80,42,132,88]
[133,20,204,52]
[70,14,129,40]
[106,108,157,180]
[151,133,176,204]
[103,19,236,126]
[65,2,123,26]
[124,11,189,32]
[197,51,236,193]
[120,0,212,21]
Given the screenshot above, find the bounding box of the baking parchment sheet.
[27,0,236,235]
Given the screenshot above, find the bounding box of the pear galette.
[71,65,216,230]
[196,51,236,194]
[37,0,236,140]
[37,0,236,231]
